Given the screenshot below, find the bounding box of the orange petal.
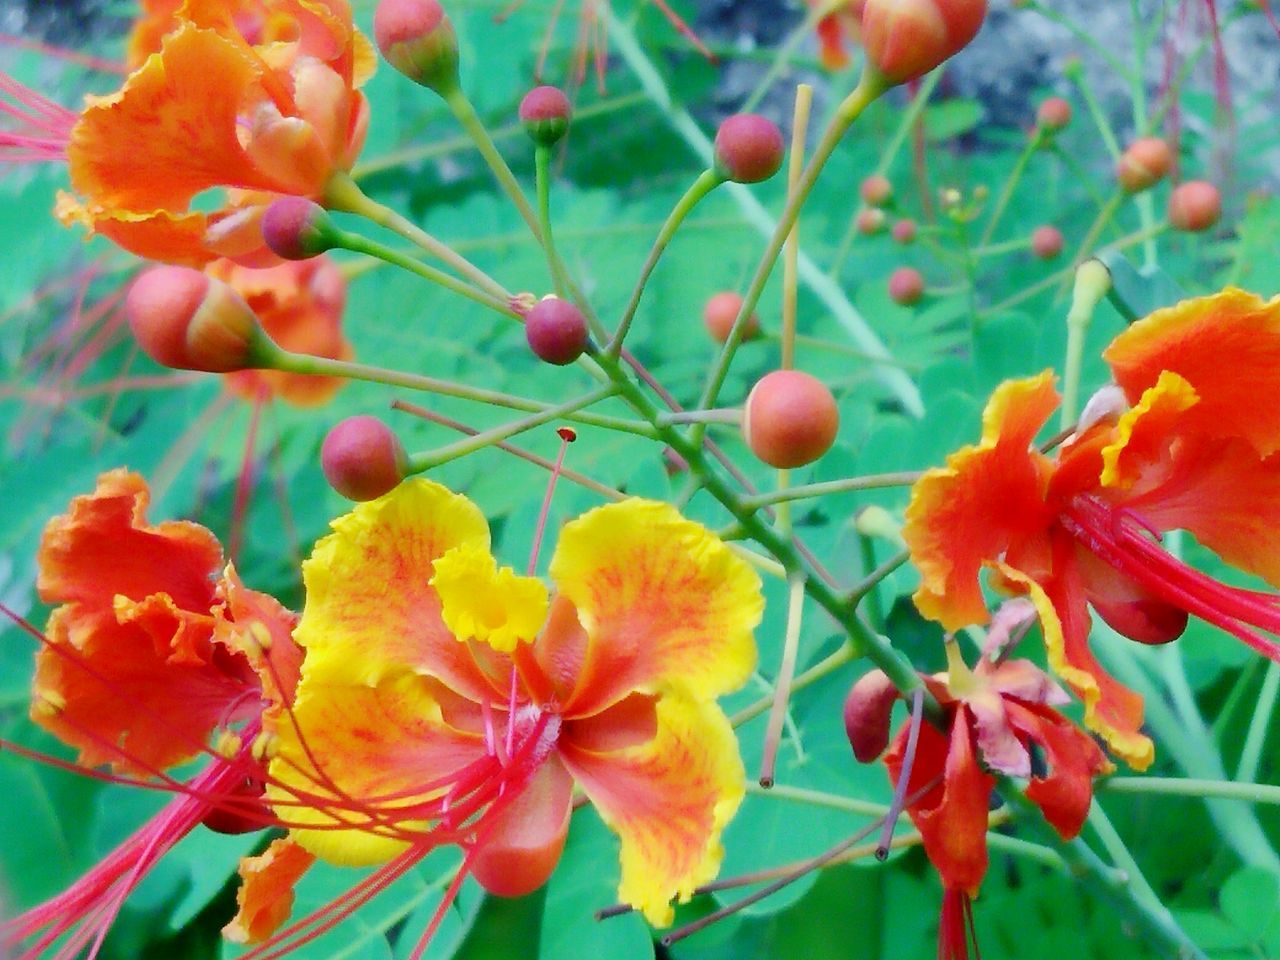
[904,373,1060,631]
[223,837,317,944]
[557,690,745,926]
[56,193,221,268]
[816,16,851,70]
[547,500,761,719]
[1006,701,1110,840]
[215,564,303,723]
[266,671,487,866]
[1104,288,1280,457]
[470,755,573,898]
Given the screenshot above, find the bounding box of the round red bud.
[888,266,925,305]
[860,174,893,207]
[1036,96,1071,131]
[703,291,760,343]
[860,0,988,86]
[519,85,571,146]
[843,670,900,763]
[1116,137,1172,193]
[374,0,460,94]
[743,370,839,469]
[261,198,334,260]
[713,114,785,184]
[891,218,917,244]
[856,208,886,235]
[1030,225,1063,259]
[321,416,409,502]
[525,297,589,365]
[1168,181,1222,232]
[126,267,274,373]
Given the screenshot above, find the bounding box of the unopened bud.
[713,114,785,184]
[860,0,987,86]
[1168,181,1222,232]
[1030,225,1063,259]
[519,85,571,146]
[1035,96,1071,132]
[888,266,925,305]
[1116,137,1172,193]
[891,218,917,244]
[844,670,900,762]
[860,174,893,207]
[374,0,460,95]
[703,291,761,343]
[261,198,334,260]
[126,267,280,373]
[743,370,839,469]
[856,208,886,235]
[322,415,410,501]
[525,296,590,365]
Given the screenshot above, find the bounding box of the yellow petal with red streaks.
[558,690,745,927]
[223,837,316,944]
[547,499,761,718]
[431,542,549,653]
[904,373,1059,631]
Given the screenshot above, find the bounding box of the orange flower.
[57,0,375,267]
[806,0,866,70]
[209,256,352,405]
[904,288,1280,770]
[246,480,762,948]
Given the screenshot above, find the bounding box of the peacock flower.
[848,632,1109,960]
[256,479,762,942]
[208,256,352,406]
[903,288,1280,770]
[3,469,304,958]
[56,0,375,267]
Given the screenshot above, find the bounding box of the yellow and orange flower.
[58,0,375,267]
[259,479,762,934]
[904,288,1280,770]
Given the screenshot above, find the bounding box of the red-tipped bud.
[856,208,886,235]
[888,266,925,305]
[1036,96,1071,131]
[1168,181,1222,232]
[843,670,900,763]
[703,291,760,343]
[126,267,275,373]
[525,296,589,365]
[374,0,460,95]
[860,0,987,86]
[713,114,785,184]
[519,85,571,146]
[860,173,893,207]
[1030,224,1063,259]
[261,198,334,260]
[891,218,917,244]
[321,416,409,501]
[1116,137,1172,193]
[743,370,839,468]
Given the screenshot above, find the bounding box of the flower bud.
[1116,137,1172,193]
[888,266,925,305]
[743,370,839,469]
[856,208,886,235]
[261,198,334,260]
[1036,96,1071,131]
[843,670,899,763]
[891,218,917,244]
[860,0,987,86]
[860,174,893,207]
[519,85,571,147]
[1168,181,1222,232]
[703,291,760,343]
[126,267,277,373]
[321,416,409,501]
[525,296,589,365]
[374,0,460,95]
[1030,225,1063,259]
[713,114,785,184]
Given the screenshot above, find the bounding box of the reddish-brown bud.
[1036,96,1071,131]
[519,85,571,146]
[860,174,893,207]
[743,370,839,468]
[1116,137,1172,193]
[856,208,886,235]
[891,218,917,244]
[126,267,275,373]
[1167,181,1222,232]
[703,291,760,343]
[714,114,785,184]
[843,670,900,763]
[374,0,460,94]
[261,198,334,261]
[525,297,589,365]
[888,266,925,305]
[321,416,409,502]
[860,0,987,86]
[1030,225,1063,259]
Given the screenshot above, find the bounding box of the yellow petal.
[431,542,549,653]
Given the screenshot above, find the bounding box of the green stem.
[1068,62,1123,162]
[606,169,723,357]
[731,641,856,727]
[1104,776,1280,806]
[758,573,806,787]
[534,144,569,298]
[978,130,1044,248]
[1236,661,1280,784]
[1128,0,1159,271]
[1027,0,1132,82]
[741,471,922,509]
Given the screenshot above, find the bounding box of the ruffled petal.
[296,479,499,699]
[1006,701,1111,839]
[557,690,744,927]
[432,542,549,653]
[214,564,303,725]
[1104,288,1280,457]
[223,837,317,944]
[470,755,573,898]
[547,500,761,718]
[56,194,221,268]
[267,671,488,866]
[904,373,1059,631]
